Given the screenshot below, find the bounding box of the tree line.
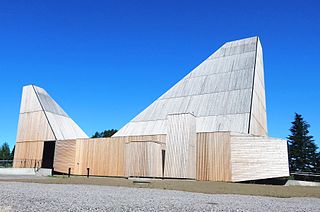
[91,129,118,138]
[0,142,14,160]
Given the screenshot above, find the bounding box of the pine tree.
[101,129,118,137]
[91,132,101,138]
[316,152,320,173]
[0,142,11,160]
[10,145,15,160]
[288,113,318,173]
[91,129,118,138]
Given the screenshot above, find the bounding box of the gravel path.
[0,182,319,211]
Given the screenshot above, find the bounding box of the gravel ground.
[0,175,44,180]
[0,182,319,211]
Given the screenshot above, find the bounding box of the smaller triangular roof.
[16,85,88,142]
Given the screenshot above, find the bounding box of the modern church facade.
[13,37,289,182]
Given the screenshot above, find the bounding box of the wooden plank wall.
[16,111,55,142]
[117,135,166,144]
[13,141,44,168]
[16,86,56,143]
[73,138,125,176]
[125,141,163,177]
[165,113,196,179]
[230,134,289,182]
[14,132,288,182]
[249,39,267,136]
[196,132,231,181]
[53,140,76,173]
[52,135,166,176]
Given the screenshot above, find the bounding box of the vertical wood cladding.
[53,135,166,177]
[196,132,231,181]
[73,138,125,176]
[13,141,44,168]
[52,133,288,181]
[164,113,196,179]
[125,141,163,177]
[249,39,268,136]
[53,140,76,173]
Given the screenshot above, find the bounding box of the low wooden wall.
[230,134,289,182]
[53,140,76,173]
[13,141,44,168]
[125,141,164,177]
[196,132,231,181]
[53,135,166,177]
[73,138,125,176]
[51,133,288,182]
[196,132,289,182]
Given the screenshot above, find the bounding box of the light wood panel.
[116,135,166,144]
[230,133,289,182]
[16,111,55,142]
[249,38,267,136]
[53,140,76,173]
[53,135,166,176]
[196,132,231,181]
[165,113,196,179]
[73,138,125,176]
[18,132,288,182]
[13,141,44,168]
[19,85,42,114]
[125,141,163,177]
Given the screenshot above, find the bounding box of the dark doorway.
[162,150,166,177]
[41,141,56,168]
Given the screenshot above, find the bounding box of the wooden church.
[13,36,289,182]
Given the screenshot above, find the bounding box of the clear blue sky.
[0,0,320,149]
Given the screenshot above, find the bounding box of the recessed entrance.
[41,141,56,168]
[162,150,165,177]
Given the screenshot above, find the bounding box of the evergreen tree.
[288,113,318,173]
[91,129,118,138]
[10,145,15,160]
[100,129,118,137]
[0,142,11,160]
[316,152,320,173]
[91,132,101,138]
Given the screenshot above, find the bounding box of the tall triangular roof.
[114,36,267,137]
[16,85,88,142]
